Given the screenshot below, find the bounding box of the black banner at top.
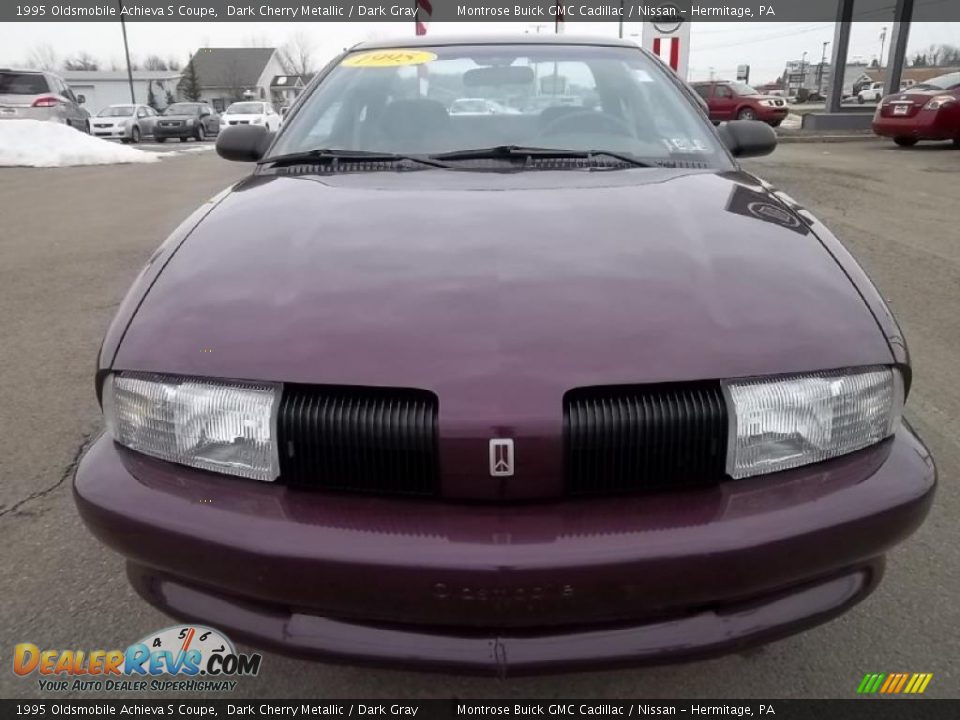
[4,0,960,23]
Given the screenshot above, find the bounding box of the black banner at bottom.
[3,700,958,720]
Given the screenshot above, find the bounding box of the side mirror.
[216,124,272,162]
[719,120,777,158]
[77,94,86,104]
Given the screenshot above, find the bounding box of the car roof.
[350,34,641,51]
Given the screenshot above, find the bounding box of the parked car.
[0,68,90,132]
[76,36,934,675]
[90,104,159,143]
[222,101,281,131]
[690,80,790,126]
[153,102,220,142]
[858,82,885,103]
[872,71,960,147]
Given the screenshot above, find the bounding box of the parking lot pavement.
[1,143,957,699]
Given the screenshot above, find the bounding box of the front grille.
[564,382,729,495]
[277,385,439,496]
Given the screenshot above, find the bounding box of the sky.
[1,21,958,85]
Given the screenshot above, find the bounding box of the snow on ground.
[0,119,164,167]
[781,113,804,130]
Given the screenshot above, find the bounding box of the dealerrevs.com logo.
[14,625,261,693]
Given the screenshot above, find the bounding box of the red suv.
[691,81,790,127]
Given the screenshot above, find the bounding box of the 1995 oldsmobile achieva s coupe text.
[74,36,935,675]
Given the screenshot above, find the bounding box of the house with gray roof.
[184,47,285,112]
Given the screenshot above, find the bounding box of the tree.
[143,55,169,71]
[63,52,100,71]
[167,57,181,71]
[178,56,202,101]
[146,80,160,111]
[165,88,176,106]
[278,33,316,76]
[26,44,58,70]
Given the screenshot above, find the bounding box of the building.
[784,61,872,99]
[269,74,310,109]
[185,47,286,112]
[60,70,181,115]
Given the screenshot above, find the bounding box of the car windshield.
[98,106,135,117]
[165,103,202,115]
[0,71,50,94]
[225,102,264,114]
[913,72,960,91]
[730,82,760,96]
[267,44,728,167]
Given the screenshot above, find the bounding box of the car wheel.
[195,125,205,142]
[131,126,141,144]
[737,107,757,121]
[857,96,865,104]
[894,137,918,147]
[156,137,167,143]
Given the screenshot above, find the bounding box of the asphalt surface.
[1,142,957,700]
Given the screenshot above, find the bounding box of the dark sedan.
[75,37,934,675]
[153,101,220,142]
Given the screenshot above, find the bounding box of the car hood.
[223,113,264,121]
[114,168,892,494]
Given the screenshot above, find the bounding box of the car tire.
[894,137,918,147]
[195,125,205,142]
[131,126,141,144]
[737,107,757,121]
[156,137,167,143]
[858,96,865,104]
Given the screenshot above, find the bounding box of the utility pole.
[117,0,135,103]
[817,41,830,95]
[618,0,624,38]
[879,26,888,68]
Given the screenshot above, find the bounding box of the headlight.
[923,95,956,110]
[760,100,776,107]
[103,372,281,481]
[723,367,903,479]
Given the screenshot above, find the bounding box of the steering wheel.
[542,110,635,138]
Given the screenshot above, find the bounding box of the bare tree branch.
[278,33,316,76]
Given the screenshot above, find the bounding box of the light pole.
[800,51,808,94]
[879,26,888,69]
[817,41,830,96]
[117,0,135,103]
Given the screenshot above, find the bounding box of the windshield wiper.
[260,148,452,169]
[430,145,656,167]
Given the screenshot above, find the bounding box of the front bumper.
[154,124,195,138]
[756,107,789,124]
[75,426,935,675]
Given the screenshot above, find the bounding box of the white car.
[858,82,885,103]
[221,101,281,131]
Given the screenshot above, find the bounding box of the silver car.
[0,69,90,131]
[90,104,159,143]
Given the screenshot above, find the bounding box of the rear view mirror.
[464,66,535,87]
[216,124,273,162]
[719,120,777,158]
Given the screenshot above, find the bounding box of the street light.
[800,51,808,93]
[879,26,888,69]
[817,41,830,96]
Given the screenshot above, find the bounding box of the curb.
[776,133,883,144]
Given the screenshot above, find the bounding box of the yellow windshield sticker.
[342,50,437,68]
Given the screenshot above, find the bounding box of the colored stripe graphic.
[858,673,932,694]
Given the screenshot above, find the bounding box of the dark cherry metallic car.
[75,37,935,676]
[872,71,960,147]
[690,80,790,126]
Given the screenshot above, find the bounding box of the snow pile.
[0,119,164,167]
[780,113,804,130]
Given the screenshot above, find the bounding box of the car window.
[225,102,264,114]
[0,71,50,94]
[98,106,135,117]
[728,82,759,96]
[691,85,712,100]
[270,44,728,167]
[715,85,733,98]
[165,103,202,115]
[137,107,149,117]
